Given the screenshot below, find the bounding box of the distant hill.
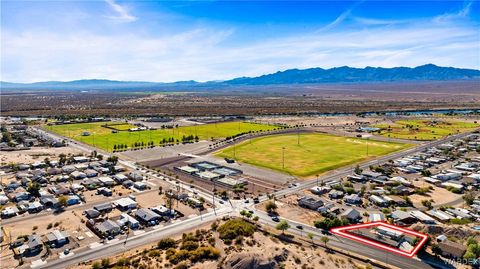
[226,64,480,85]
[1,64,479,91]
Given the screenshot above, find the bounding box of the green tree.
[320,236,329,248]
[431,244,442,256]
[58,195,68,208]
[307,232,314,245]
[463,191,476,205]
[27,182,41,197]
[421,199,433,210]
[265,201,277,213]
[354,165,362,175]
[107,155,119,165]
[275,220,290,234]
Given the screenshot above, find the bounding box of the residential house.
[66,195,81,205]
[344,194,362,205]
[391,210,417,225]
[135,208,161,225]
[84,169,98,178]
[70,171,86,180]
[95,220,121,237]
[438,240,467,258]
[93,202,113,213]
[115,198,137,211]
[45,230,69,247]
[133,182,147,190]
[98,176,115,186]
[84,209,101,219]
[298,196,324,210]
[340,208,361,223]
[328,190,344,199]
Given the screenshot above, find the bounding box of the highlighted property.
[331,222,428,258]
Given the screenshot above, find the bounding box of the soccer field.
[373,119,479,140]
[47,121,279,152]
[216,133,411,177]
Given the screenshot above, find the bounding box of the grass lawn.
[104,123,137,131]
[373,119,479,140]
[46,121,279,152]
[216,133,411,177]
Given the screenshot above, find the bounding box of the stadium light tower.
[282,147,285,169]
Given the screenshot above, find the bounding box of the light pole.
[297,129,300,146]
[233,142,236,159]
[282,147,285,169]
[366,138,369,156]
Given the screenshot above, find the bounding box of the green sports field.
[216,133,411,177]
[46,121,279,152]
[373,119,479,140]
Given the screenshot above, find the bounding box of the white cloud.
[433,1,473,23]
[105,0,137,22]
[1,3,479,83]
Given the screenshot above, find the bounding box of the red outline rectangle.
[331,221,428,258]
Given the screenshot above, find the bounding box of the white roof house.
[410,210,436,224]
[98,176,115,186]
[115,197,137,210]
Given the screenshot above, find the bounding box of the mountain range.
[2,64,479,91]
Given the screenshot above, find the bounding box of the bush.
[158,238,177,250]
[168,249,190,264]
[313,217,349,230]
[217,219,255,241]
[189,246,221,263]
[181,240,199,251]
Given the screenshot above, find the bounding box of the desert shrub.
[180,240,199,251]
[158,238,177,250]
[189,246,221,263]
[217,219,255,241]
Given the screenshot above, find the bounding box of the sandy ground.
[0,146,84,165]
[410,181,463,208]
[258,195,324,226]
[1,210,97,268]
[74,220,369,269]
[254,115,383,127]
[82,185,134,203]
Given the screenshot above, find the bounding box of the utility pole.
[212,180,217,216]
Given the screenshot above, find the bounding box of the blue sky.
[1,0,479,82]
